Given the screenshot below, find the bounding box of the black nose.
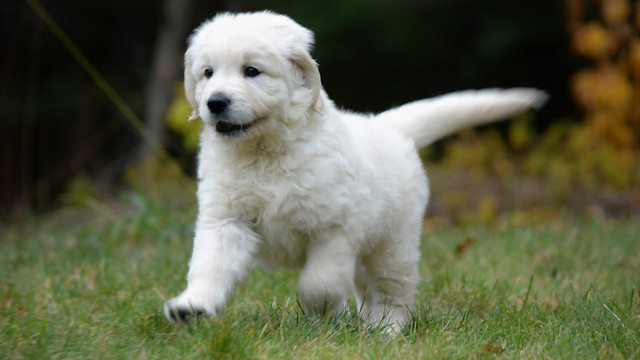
[207,95,231,115]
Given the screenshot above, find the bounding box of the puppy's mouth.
[215,118,264,136]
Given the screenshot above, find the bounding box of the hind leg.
[297,232,356,320]
[358,232,421,334]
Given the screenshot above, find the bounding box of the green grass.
[1,192,639,359]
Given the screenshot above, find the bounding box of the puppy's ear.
[183,49,199,120]
[290,50,323,113]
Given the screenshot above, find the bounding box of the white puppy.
[164,11,546,333]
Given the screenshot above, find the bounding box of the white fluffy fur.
[163,11,546,333]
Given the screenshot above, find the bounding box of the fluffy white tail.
[375,88,547,148]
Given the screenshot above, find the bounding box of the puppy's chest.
[233,176,342,232]
[226,165,350,230]
[232,178,338,269]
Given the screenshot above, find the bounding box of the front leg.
[164,219,259,324]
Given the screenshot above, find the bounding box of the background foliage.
[1,0,638,220]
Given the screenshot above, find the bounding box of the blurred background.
[1,0,639,222]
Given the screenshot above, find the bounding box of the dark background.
[1,0,576,219]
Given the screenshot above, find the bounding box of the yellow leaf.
[166,83,201,152]
[572,22,611,58]
[602,0,630,25]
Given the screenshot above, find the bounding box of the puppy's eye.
[244,66,261,78]
[204,68,213,79]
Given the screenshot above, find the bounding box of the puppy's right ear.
[183,49,199,120]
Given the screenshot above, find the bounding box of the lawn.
[1,191,639,359]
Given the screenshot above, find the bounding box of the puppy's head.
[184,12,322,138]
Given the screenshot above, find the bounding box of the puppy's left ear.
[290,50,323,113]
